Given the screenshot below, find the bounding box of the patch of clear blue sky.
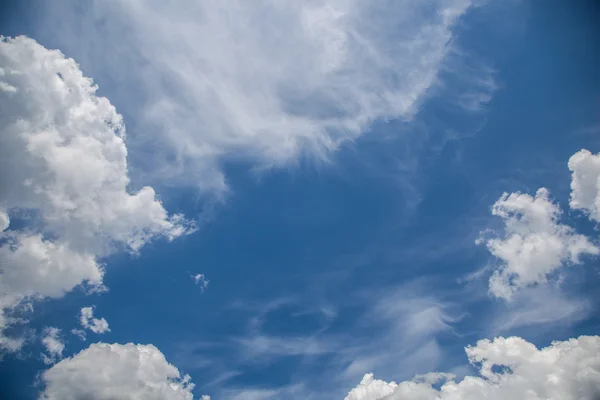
[1,0,600,398]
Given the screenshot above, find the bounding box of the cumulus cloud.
[569,149,600,222]
[40,342,199,400]
[41,327,65,365]
[79,306,110,334]
[346,374,397,400]
[480,188,598,300]
[0,36,192,349]
[346,335,600,400]
[39,0,476,193]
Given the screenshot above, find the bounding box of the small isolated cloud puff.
[40,343,199,400]
[0,36,193,349]
[345,335,600,400]
[79,306,110,334]
[192,273,209,292]
[41,327,65,365]
[480,188,598,300]
[569,149,600,222]
[71,328,86,341]
[44,0,476,193]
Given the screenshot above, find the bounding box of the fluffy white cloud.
[39,0,476,193]
[40,343,198,400]
[480,188,598,299]
[41,327,65,365]
[346,335,600,400]
[569,149,600,222]
[346,374,397,400]
[0,36,193,349]
[79,306,110,334]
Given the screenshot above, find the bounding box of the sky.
[1,0,600,399]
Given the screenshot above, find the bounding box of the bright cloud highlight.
[40,343,198,400]
[346,335,600,400]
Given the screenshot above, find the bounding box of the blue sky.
[1,1,600,399]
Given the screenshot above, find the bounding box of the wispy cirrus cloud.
[188,280,465,399]
[36,0,479,194]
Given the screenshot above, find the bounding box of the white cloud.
[569,149,600,222]
[346,374,397,400]
[0,36,193,349]
[71,328,86,341]
[192,274,210,292]
[0,210,9,232]
[39,0,476,193]
[222,385,306,400]
[79,306,110,334]
[346,335,600,400]
[40,342,199,400]
[480,188,598,300]
[41,327,65,365]
[334,283,463,383]
[492,285,590,331]
[236,335,338,360]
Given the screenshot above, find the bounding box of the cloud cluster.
[346,335,600,400]
[480,188,598,299]
[0,36,192,349]
[40,343,198,400]
[40,0,475,193]
[79,306,110,335]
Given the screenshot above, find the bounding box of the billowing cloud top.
[346,335,600,400]
[0,36,193,348]
[40,343,197,400]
